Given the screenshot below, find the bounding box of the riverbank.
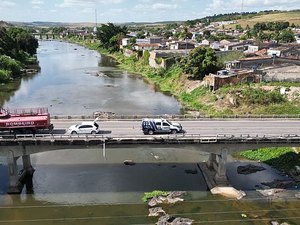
[66,37,300,117]
[233,147,300,184]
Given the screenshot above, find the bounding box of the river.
[0,41,299,224]
[2,40,181,116]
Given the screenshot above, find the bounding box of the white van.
[141,118,183,135]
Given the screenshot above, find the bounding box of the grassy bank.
[233,147,300,181]
[66,38,300,116]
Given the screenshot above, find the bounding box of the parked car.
[141,118,183,135]
[68,121,100,134]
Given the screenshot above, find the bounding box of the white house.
[201,39,210,46]
[121,38,130,47]
[210,41,221,50]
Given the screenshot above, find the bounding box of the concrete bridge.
[1,133,300,194]
[33,33,58,40]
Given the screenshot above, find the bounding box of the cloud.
[0,1,16,8]
[31,0,44,5]
[134,2,178,12]
[56,0,94,8]
[152,3,178,10]
[57,0,123,8]
[206,0,300,13]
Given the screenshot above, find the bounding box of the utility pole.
[93,9,98,34]
[241,0,244,13]
[95,9,97,27]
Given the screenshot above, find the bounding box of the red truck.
[0,107,53,134]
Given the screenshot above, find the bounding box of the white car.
[68,121,100,135]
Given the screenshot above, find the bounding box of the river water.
[2,40,181,116]
[0,41,299,224]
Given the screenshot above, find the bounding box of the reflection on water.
[2,41,182,116]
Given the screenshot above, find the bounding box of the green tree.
[278,29,296,43]
[0,55,22,77]
[196,34,203,43]
[180,46,218,79]
[136,31,145,39]
[163,30,173,39]
[203,30,211,39]
[8,27,38,55]
[96,23,127,52]
[0,69,11,83]
[180,27,192,40]
[235,24,243,31]
[0,27,19,59]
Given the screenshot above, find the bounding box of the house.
[220,39,232,46]
[191,32,201,40]
[148,49,191,69]
[225,61,241,70]
[134,43,161,51]
[246,45,260,54]
[295,33,300,44]
[201,39,210,46]
[203,69,261,91]
[267,47,290,57]
[169,41,195,50]
[136,37,163,45]
[267,46,300,59]
[224,42,249,51]
[121,38,130,47]
[210,41,221,50]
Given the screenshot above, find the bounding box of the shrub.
[0,69,11,83]
[142,190,169,202]
[0,55,22,77]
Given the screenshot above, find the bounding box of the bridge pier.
[6,146,35,194]
[21,155,35,194]
[214,148,228,185]
[205,148,229,187]
[7,154,22,194]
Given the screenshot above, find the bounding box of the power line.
[0,208,299,223]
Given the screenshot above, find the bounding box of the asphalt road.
[51,119,300,137]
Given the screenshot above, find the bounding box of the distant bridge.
[32,33,59,40]
[1,133,300,194]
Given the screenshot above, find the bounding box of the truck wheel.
[171,129,177,134]
[71,131,77,134]
[148,130,154,135]
[91,131,96,135]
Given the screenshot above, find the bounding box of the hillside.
[228,11,300,28]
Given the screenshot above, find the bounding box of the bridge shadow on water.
[0,162,207,195]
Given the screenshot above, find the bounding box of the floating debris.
[123,160,135,166]
[237,164,266,175]
[184,169,198,174]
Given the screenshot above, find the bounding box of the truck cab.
[142,118,183,135]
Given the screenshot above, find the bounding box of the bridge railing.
[50,114,300,120]
[1,133,300,142]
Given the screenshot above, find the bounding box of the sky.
[0,0,299,23]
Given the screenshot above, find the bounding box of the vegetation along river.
[0,41,299,224]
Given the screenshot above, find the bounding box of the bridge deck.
[1,133,300,146]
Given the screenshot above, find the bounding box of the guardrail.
[1,133,299,141]
[50,114,300,120]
